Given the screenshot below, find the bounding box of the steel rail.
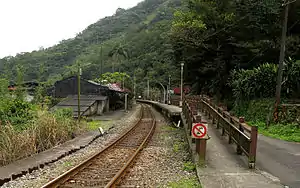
[41,104,155,188]
[105,104,156,187]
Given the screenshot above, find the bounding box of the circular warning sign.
[192,123,207,139]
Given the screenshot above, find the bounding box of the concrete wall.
[81,99,110,116]
[83,102,98,116]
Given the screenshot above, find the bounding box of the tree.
[108,42,129,72]
[95,72,130,86]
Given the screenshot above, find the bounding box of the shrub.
[0,109,83,166]
[0,123,36,165]
[229,63,277,101]
[33,110,76,152]
[229,60,300,101]
[0,99,37,130]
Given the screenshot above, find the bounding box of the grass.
[0,109,83,166]
[183,161,196,172]
[167,178,202,188]
[249,121,300,142]
[161,125,178,131]
[63,161,72,167]
[231,98,300,142]
[87,120,112,131]
[143,12,157,25]
[173,141,184,153]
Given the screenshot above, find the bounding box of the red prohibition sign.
[192,123,207,138]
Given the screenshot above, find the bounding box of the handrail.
[182,95,258,169]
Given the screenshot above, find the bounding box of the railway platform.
[136,100,181,122]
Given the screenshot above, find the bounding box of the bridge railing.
[182,95,258,168]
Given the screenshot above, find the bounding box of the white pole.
[125,93,128,112]
[180,62,184,107]
[158,82,166,104]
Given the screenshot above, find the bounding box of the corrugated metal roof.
[51,95,107,117]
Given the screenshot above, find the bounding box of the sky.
[0,0,142,58]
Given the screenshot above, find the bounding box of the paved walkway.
[136,100,181,115]
[0,109,130,186]
[257,135,300,188]
[0,131,101,185]
[182,113,283,188]
[88,109,126,121]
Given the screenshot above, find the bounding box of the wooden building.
[53,76,127,112]
[54,76,109,98]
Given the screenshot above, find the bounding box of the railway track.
[42,104,156,188]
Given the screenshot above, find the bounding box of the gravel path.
[118,108,201,187]
[1,105,141,188]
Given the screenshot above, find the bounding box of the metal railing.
[182,95,258,168]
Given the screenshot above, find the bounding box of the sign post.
[192,121,209,164]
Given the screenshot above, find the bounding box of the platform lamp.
[179,62,184,107]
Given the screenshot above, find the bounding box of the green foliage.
[231,98,274,122]
[171,0,300,100]
[167,177,201,188]
[249,121,300,142]
[87,120,112,131]
[161,125,177,131]
[63,161,73,167]
[95,72,130,84]
[229,60,300,101]
[172,10,206,30]
[53,108,73,120]
[173,140,184,153]
[229,63,278,101]
[0,78,9,97]
[0,99,37,130]
[0,109,81,165]
[183,161,196,172]
[232,99,300,142]
[0,0,181,98]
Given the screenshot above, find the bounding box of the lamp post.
[158,82,166,104]
[180,62,184,107]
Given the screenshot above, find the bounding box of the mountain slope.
[0,0,181,89]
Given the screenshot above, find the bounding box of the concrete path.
[182,113,283,188]
[0,131,101,186]
[88,109,126,121]
[257,135,300,188]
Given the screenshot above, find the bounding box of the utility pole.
[100,45,103,76]
[77,62,82,122]
[125,93,128,112]
[168,75,171,105]
[275,0,289,111]
[133,73,136,99]
[147,79,150,100]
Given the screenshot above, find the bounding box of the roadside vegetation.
[231,99,300,142]
[166,177,201,188]
[0,78,87,166]
[87,120,113,131]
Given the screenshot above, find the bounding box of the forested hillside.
[0,0,181,92]
[1,0,300,101]
[171,0,300,100]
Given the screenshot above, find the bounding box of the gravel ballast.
[118,107,201,187]
[1,105,201,188]
[1,105,141,188]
